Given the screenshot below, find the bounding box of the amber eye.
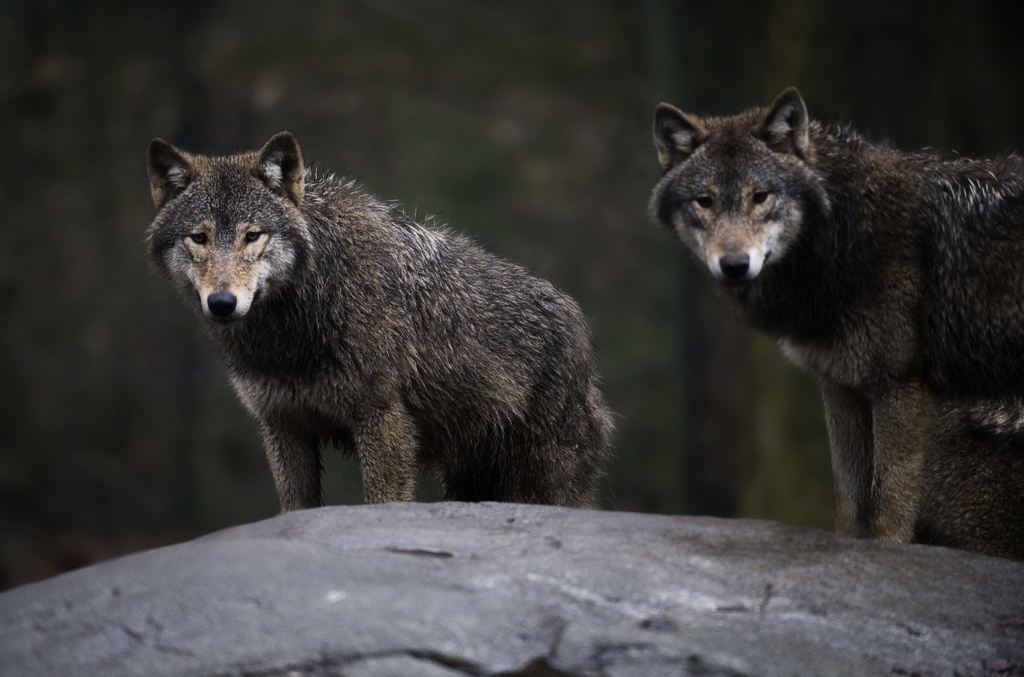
[244,231,263,243]
[752,191,770,204]
[188,232,207,245]
[694,196,713,209]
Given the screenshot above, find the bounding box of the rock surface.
[1,503,1022,676]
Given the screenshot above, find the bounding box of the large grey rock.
[1,503,1021,676]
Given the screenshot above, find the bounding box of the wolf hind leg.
[261,425,323,512]
[439,442,600,508]
[354,402,417,503]
[506,442,602,508]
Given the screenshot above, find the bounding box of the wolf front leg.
[260,424,324,512]
[870,379,932,542]
[818,380,873,538]
[353,402,417,503]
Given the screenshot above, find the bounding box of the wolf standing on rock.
[146,132,612,511]
[649,87,1024,547]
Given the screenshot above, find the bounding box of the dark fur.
[917,400,1024,559]
[650,88,1024,557]
[147,132,612,511]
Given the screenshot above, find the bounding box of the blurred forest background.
[3,0,1024,589]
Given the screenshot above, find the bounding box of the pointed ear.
[147,139,193,210]
[653,103,704,170]
[761,87,809,158]
[257,132,305,205]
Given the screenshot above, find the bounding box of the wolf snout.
[719,252,750,280]
[206,291,238,320]
[710,248,767,284]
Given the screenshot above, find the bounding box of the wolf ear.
[653,103,703,169]
[257,132,305,205]
[761,87,809,158]
[147,139,193,210]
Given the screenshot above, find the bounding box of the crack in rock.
[383,546,456,559]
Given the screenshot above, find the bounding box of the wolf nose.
[719,253,750,280]
[207,291,237,318]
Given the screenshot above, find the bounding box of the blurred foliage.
[2,0,1023,589]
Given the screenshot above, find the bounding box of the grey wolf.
[649,87,1024,551]
[146,132,612,511]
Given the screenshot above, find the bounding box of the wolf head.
[146,132,310,323]
[649,88,828,284]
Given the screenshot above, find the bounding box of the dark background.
[3,0,1024,589]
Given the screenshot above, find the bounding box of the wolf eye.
[188,232,207,245]
[752,191,770,204]
[244,231,264,243]
[694,196,713,209]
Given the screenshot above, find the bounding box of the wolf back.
[649,88,1024,554]
[147,132,613,511]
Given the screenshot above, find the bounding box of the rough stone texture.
[1,503,1022,676]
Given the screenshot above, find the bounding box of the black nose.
[719,253,750,280]
[207,291,237,318]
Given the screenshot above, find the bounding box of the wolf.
[649,87,1024,548]
[146,132,612,511]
